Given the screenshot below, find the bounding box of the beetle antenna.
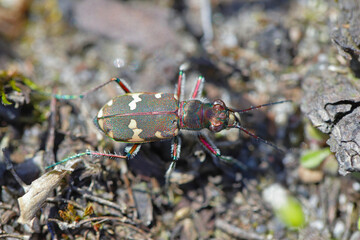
[231,100,291,114]
[234,123,284,152]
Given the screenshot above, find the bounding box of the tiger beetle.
[48,67,290,186]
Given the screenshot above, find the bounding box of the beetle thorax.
[178,99,231,132]
[178,100,205,130]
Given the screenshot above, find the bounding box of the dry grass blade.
[17,162,79,226]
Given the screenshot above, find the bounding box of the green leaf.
[1,91,11,105]
[306,123,328,141]
[300,148,331,169]
[9,79,21,92]
[276,197,306,228]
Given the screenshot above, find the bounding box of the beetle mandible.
[50,68,289,185]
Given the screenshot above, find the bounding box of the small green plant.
[59,203,95,223]
[276,196,306,228]
[263,184,306,229]
[0,69,40,106]
[300,148,331,169]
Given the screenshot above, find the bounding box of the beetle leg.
[111,77,133,93]
[125,144,141,158]
[175,70,185,101]
[45,149,127,169]
[190,75,205,99]
[197,133,235,163]
[51,77,133,100]
[165,136,181,187]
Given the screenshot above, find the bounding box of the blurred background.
[0,0,360,239]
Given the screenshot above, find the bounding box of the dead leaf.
[17,161,79,226]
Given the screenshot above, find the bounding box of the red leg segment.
[191,76,205,99]
[165,136,181,187]
[175,71,185,101]
[197,134,234,163]
[125,144,141,158]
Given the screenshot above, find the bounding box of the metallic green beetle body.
[94,91,239,144]
[48,70,288,186]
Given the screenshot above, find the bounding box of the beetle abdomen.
[94,93,179,143]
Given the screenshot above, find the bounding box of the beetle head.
[207,99,240,132]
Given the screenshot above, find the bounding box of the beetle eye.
[209,124,224,132]
[214,104,224,111]
[213,99,226,107]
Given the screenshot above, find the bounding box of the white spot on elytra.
[128,119,144,142]
[155,93,161,98]
[129,94,142,110]
[97,108,104,118]
[155,131,165,139]
[97,118,104,129]
[128,119,137,129]
[108,130,114,138]
[107,99,114,106]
